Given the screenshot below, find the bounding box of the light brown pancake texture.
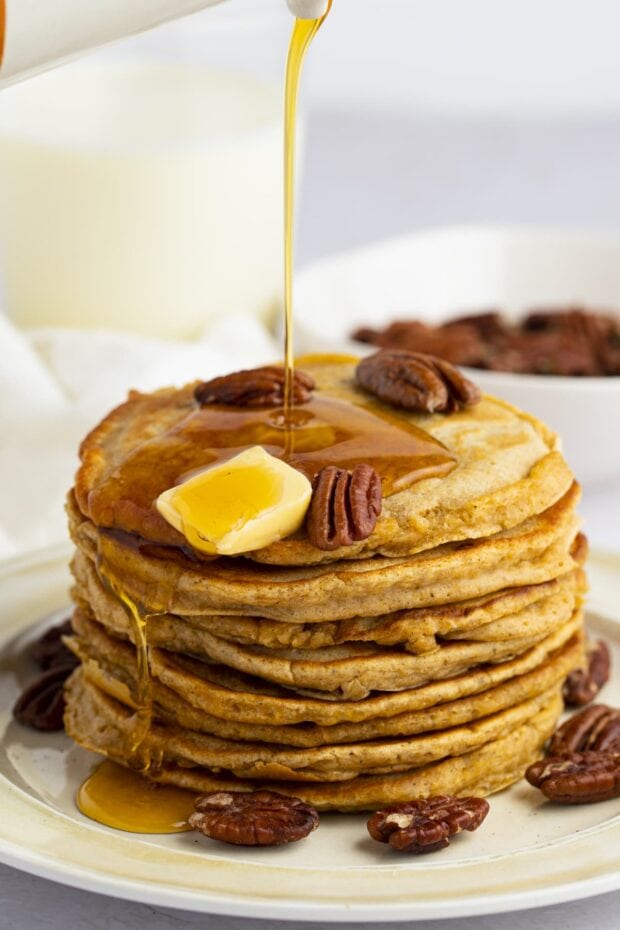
[64,671,562,812]
[67,612,582,748]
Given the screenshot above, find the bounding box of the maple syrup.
[283,1,332,413]
[77,760,194,834]
[88,392,455,544]
[95,561,164,764]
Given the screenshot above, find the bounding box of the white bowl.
[295,226,620,484]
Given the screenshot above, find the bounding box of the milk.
[0,60,284,338]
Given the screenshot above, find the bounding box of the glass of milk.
[0,5,288,338]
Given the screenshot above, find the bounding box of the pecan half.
[29,619,77,671]
[563,640,611,707]
[306,463,382,551]
[525,751,620,804]
[188,790,319,846]
[356,350,481,414]
[194,366,315,407]
[367,796,489,854]
[12,665,75,731]
[549,705,620,756]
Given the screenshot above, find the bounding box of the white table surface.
[2,110,620,929]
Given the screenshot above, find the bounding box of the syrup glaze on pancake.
[75,379,455,549]
[73,357,574,565]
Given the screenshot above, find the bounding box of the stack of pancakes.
[64,357,585,811]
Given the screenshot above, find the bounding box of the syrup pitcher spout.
[0,0,325,89]
[287,0,330,17]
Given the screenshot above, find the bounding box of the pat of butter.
[156,446,312,556]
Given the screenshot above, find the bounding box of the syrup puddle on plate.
[76,760,195,834]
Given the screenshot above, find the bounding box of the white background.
[305,0,620,116]
[128,0,620,116]
[159,0,620,116]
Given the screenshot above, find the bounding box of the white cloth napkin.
[0,313,279,561]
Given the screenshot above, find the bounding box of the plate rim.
[0,835,619,922]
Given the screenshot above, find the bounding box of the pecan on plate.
[306,463,382,551]
[367,795,489,854]
[12,664,75,732]
[549,705,620,756]
[194,366,315,408]
[29,618,77,671]
[525,751,620,804]
[188,790,319,846]
[356,350,481,414]
[563,640,611,707]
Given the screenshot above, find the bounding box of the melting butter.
[156,445,312,555]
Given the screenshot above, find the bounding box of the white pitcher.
[0,0,328,88]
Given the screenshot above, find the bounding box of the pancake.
[67,606,583,732]
[137,620,576,700]
[68,483,580,623]
[71,544,583,655]
[73,357,573,565]
[65,668,560,781]
[64,670,562,811]
[70,560,582,701]
[67,611,583,747]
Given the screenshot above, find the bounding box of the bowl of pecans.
[295,226,620,483]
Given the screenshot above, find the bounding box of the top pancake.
[73,356,573,566]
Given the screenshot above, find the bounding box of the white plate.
[294,225,620,484]
[1,545,620,922]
